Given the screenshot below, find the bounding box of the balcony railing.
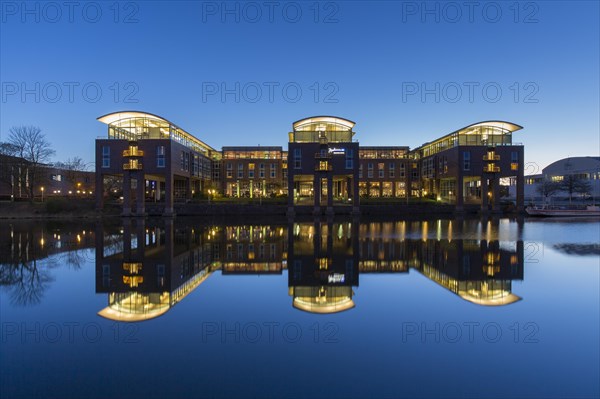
[484,165,501,173]
[315,165,333,172]
[483,154,500,161]
[123,149,144,157]
[315,152,332,159]
[123,162,143,170]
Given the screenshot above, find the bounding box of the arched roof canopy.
[293,116,355,132]
[413,120,523,157]
[97,111,217,155]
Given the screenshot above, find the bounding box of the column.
[326,174,333,213]
[135,172,145,216]
[456,176,464,212]
[122,172,131,217]
[481,176,489,212]
[95,171,103,210]
[164,173,174,216]
[155,180,161,202]
[353,175,360,214]
[492,178,501,212]
[313,175,321,214]
[516,171,525,212]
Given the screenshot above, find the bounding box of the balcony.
[484,165,501,173]
[123,162,143,170]
[483,154,500,161]
[315,164,333,172]
[315,152,332,159]
[123,149,144,157]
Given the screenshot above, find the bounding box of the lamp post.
[41,187,44,202]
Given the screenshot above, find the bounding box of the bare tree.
[54,156,88,188]
[561,174,592,203]
[8,126,55,201]
[536,178,562,203]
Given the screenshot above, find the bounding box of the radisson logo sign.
[328,148,345,155]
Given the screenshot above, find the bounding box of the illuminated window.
[226,163,233,178]
[248,163,255,178]
[378,163,384,178]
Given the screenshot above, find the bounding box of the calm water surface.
[1,217,599,399]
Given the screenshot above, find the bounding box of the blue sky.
[1,0,598,172]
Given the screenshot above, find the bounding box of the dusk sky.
[1,1,598,173]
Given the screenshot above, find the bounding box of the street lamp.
[40,187,44,202]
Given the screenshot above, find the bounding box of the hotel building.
[94,112,525,214]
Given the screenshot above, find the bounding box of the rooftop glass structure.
[289,116,356,143]
[97,111,218,158]
[413,121,523,158]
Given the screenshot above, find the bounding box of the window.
[259,163,265,178]
[367,163,374,178]
[249,163,255,178]
[511,151,519,171]
[157,146,165,167]
[399,163,405,177]
[102,146,110,168]
[238,163,244,178]
[294,148,301,169]
[463,151,471,171]
[345,149,353,169]
[51,174,62,181]
[359,164,363,178]
[270,163,276,178]
[378,163,384,178]
[226,163,233,178]
[389,163,395,178]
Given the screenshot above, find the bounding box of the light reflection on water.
[1,217,598,399]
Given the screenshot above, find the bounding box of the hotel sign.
[328,148,345,155]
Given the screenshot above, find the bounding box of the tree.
[536,179,562,203]
[54,156,88,188]
[7,126,55,201]
[560,174,592,203]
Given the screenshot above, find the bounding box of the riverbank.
[0,198,521,219]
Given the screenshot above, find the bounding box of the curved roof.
[293,116,356,131]
[543,156,600,175]
[97,110,175,126]
[459,120,523,133]
[293,297,355,314]
[458,292,522,306]
[97,303,170,322]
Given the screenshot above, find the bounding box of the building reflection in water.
[94,218,525,321]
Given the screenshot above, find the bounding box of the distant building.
[0,154,94,201]
[518,156,600,201]
[221,146,286,197]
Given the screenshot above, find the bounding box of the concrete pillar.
[492,178,501,212]
[135,172,145,216]
[164,173,174,217]
[123,218,132,259]
[95,171,103,210]
[353,175,360,214]
[456,176,464,212]
[249,180,253,199]
[516,172,525,212]
[155,180,161,202]
[122,172,131,217]
[481,176,489,212]
[326,174,333,214]
[135,218,146,259]
[313,175,321,214]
